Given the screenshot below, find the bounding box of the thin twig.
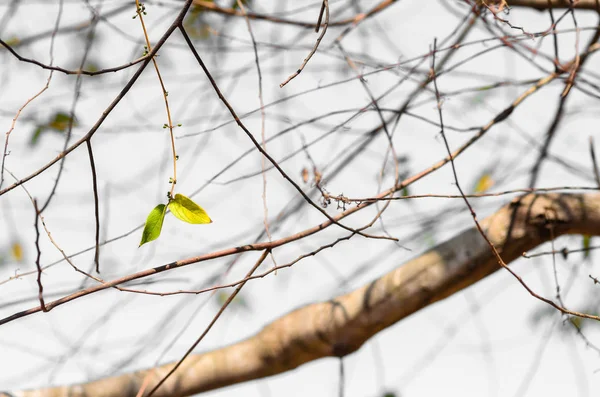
[547,0,561,72]
[117,234,355,297]
[0,38,150,76]
[33,199,48,312]
[561,5,581,97]
[0,63,571,325]
[134,0,179,199]
[86,139,101,273]
[235,0,275,266]
[336,42,400,242]
[0,74,53,189]
[179,23,395,241]
[280,0,329,87]
[0,0,63,189]
[6,170,105,286]
[0,0,194,198]
[144,249,271,397]
[590,137,600,187]
[39,7,99,213]
[524,244,600,258]
[0,4,130,49]
[431,38,600,323]
[316,1,326,32]
[528,12,600,187]
[193,0,401,29]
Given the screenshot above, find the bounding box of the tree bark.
[4,192,600,397]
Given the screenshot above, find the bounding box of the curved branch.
[192,0,400,28]
[191,0,600,29]
[0,38,150,75]
[507,0,599,10]
[8,192,600,397]
[0,0,194,198]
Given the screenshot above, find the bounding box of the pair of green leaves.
[30,112,77,147]
[139,194,211,246]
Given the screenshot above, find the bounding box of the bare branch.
[10,193,600,397]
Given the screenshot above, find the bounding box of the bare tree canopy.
[1,1,600,397]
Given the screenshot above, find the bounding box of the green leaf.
[30,126,45,146]
[31,112,77,146]
[5,36,20,46]
[84,61,100,73]
[570,316,583,329]
[139,204,167,246]
[216,291,249,310]
[473,172,494,193]
[48,112,76,132]
[583,235,591,259]
[168,194,212,224]
[184,5,211,40]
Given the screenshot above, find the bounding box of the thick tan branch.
[6,193,600,397]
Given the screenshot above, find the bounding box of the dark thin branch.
[316,1,326,32]
[0,0,195,198]
[528,95,568,187]
[0,0,63,189]
[528,13,600,187]
[0,65,567,326]
[193,0,398,29]
[33,199,48,313]
[0,4,130,49]
[547,0,561,72]
[338,358,345,397]
[590,137,600,188]
[178,23,394,241]
[39,8,99,213]
[0,38,150,76]
[280,0,329,87]
[87,139,101,273]
[431,38,600,322]
[508,0,600,10]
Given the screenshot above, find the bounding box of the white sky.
[1,1,600,396]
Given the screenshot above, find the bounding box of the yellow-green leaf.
[168,194,212,224]
[473,172,494,193]
[570,316,583,329]
[184,5,212,40]
[139,204,167,247]
[216,291,248,310]
[30,126,45,146]
[84,62,100,73]
[583,235,591,259]
[11,242,23,262]
[3,36,20,47]
[48,112,76,132]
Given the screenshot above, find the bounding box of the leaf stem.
[135,1,177,198]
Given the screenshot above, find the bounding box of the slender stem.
[135,1,178,198]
